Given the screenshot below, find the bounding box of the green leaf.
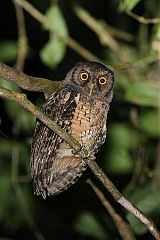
[0,139,13,156]
[125,81,160,107]
[40,34,66,69]
[40,4,68,68]
[43,5,68,37]
[75,212,107,240]
[139,110,160,137]
[0,41,18,62]
[0,78,19,91]
[4,101,35,133]
[0,170,12,217]
[118,0,141,12]
[126,183,160,234]
[104,124,137,174]
[109,123,138,149]
[107,148,133,174]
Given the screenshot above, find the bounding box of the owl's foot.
[73,145,94,159]
[78,145,95,160]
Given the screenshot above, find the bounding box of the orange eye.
[80,72,89,81]
[99,77,107,85]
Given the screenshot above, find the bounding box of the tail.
[32,157,87,199]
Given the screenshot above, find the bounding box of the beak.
[89,83,94,96]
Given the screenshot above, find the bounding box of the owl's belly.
[69,97,107,154]
[55,97,107,160]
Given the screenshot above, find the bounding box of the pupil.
[100,78,105,83]
[83,74,87,79]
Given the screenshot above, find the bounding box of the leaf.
[0,41,18,62]
[40,34,66,69]
[75,212,107,240]
[4,100,35,133]
[107,148,133,174]
[40,5,68,68]
[0,169,12,217]
[125,81,160,107]
[139,110,160,137]
[126,183,160,234]
[104,124,137,174]
[0,78,19,91]
[0,139,14,155]
[118,0,141,12]
[109,123,138,149]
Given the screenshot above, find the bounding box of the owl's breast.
[68,93,108,154]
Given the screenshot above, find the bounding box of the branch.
[13,0,28,71]
[0,50,159,98]
[73,4,136,71]
[87,179,135,240]
[0,63,61,94]
[9,1,160,73]
[0,87,160,239]
[127,11,160,24]
[14,0,100,62]
[0,87,84,155]
[86,161,160,239]
[112,51,160,71]
[11,147,45,240]
[73,5,120,51]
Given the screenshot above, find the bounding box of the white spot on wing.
[75,93,80,104]
[56,148,73,158]
[82,130,93,139]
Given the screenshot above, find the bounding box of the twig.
[0,50,159,97]
[13,0,28,71]
[11,147,45,240]
[85,160,160,240]
[0,87,85,156]
[72,4,142,82]
[101,21,134,42]
[12,1,160,71]
[73,5,119,51]
[18,175,31,182]
[14,0,45,23]
[151,24,160,55]
[0,63,60,94]
[112,51,160,72]
[66,37,100,62]
[0,87,160,239]
[14,0,99,62]
[87,179,135,240]
[127,11,160,24]
[154,141,160,187]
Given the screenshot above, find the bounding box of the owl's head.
[65,62,114,102]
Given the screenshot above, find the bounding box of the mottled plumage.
[30,62,114,198]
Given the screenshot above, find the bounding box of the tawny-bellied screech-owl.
[30,62,114,199]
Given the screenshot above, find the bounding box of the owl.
[30,62,114,198]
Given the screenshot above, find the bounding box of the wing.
[30,86,82,198]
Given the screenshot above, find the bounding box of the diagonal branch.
[73,4,120,52]
[86,159,160,240]
[1,50,159,97]
[14,0,100,62]
[0,86,160,239]
[87,179,135,240]
[13,0,28,71]
[11,147,45,240]
[0,87,83,155]
[126,11,160,24]
[0,63,61,94]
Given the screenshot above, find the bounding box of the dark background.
[0,0,159,239]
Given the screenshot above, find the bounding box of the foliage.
[0,0,159,239]
[40,4,68,68]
